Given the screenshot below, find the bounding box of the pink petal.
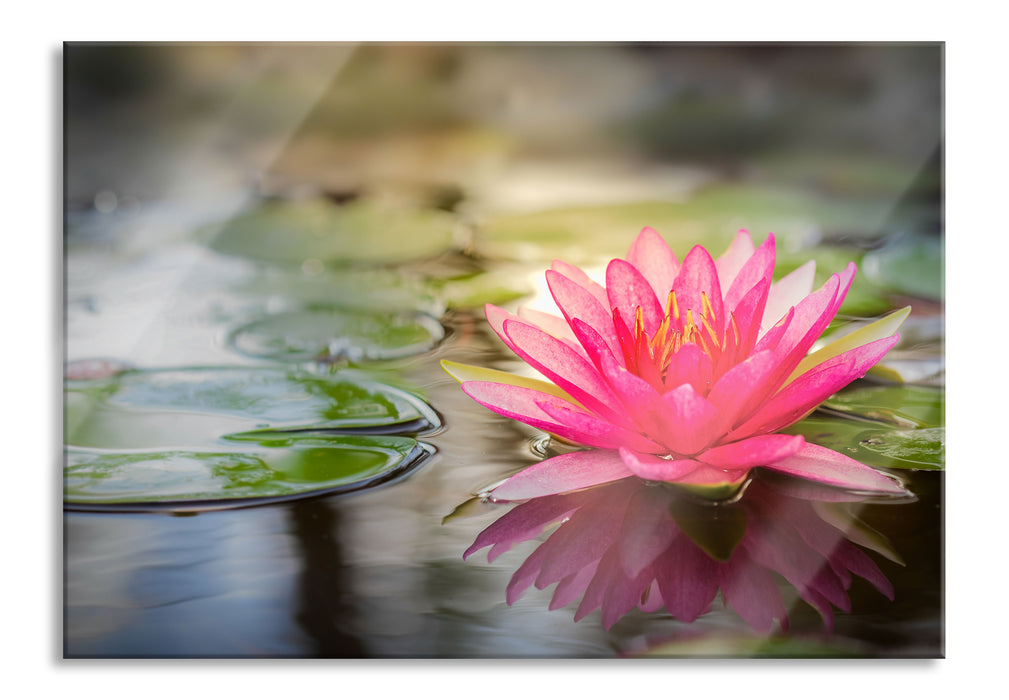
[721,277,771,363]
[715,229,756,292]
[728,334,900,439]
[706,349,780,434]
[661,342,713,396]
[594,349,671,444]
[723,233,775,321]
[489,450,635,501]
[551,259,610,309]
[606,258,664,337]
[502,318,624,424]
[746,267,855,405]
[762,260,816,335]
[659,382,720,455]
[461,381,629,450]
[618,448,703,482]
[672,245,725,335]
[517,307,578,343]
[699,434,805,469]
[626,226,680,300]
[545,269,621,359]
[762,443,906,494]
[537,398,668,455]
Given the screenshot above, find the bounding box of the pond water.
[63,43,943,658]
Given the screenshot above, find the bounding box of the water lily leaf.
[433,267,535,309]
[228,307,445,363]
[783,417,944,472]
[232,266,445,316]
[820,385,944,428]
[65,367,440,450]
[668,498,748,562]
[204,198,457,266]
[856,427,944,471]
[64,435,432,511]
[476,185,901,267]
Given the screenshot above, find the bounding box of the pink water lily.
[445,227,909,499]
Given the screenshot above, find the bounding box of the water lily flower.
[464,474,899,632]
[444,227,909,498]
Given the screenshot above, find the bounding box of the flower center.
[614,290,740,392]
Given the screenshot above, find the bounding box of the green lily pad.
[232,266,445,316]
[64,435,432,511]
[65,367,440,450]
[228,307,445,363]
[203,197,457,266]
[856,427,945,471]
[819,385,944,428]
[432,266,536,309]
[475,184,901,267]
[783,417,944,472]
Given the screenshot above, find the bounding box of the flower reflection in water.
[464,474,903,633]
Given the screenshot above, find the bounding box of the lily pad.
[783,417,944,472]
[819,385,944,429]
[228,307,445,363]
[232,266,445,316]
[65,367,441,450]
[64,435,433,511]
[203,197,457,266]
[856,427,945,471]
[475,184,900,267]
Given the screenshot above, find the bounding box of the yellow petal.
[440,359,576,403]
[787,306,911,384]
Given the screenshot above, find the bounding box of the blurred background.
[65,42,941,246]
